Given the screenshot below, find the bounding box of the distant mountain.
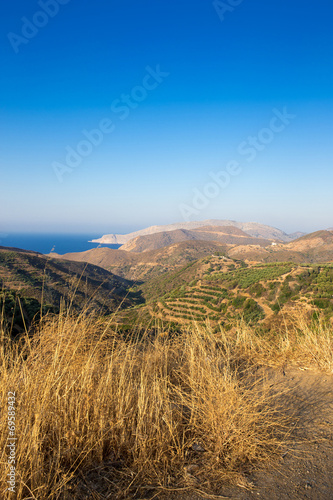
[287,231,307,240]
[0,246,135,333]
[120,226,272,252]
[91,220,301,245]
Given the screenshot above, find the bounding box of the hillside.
[49,240,229,282]
[51,229,333,286]
[286,230,333,251]
[0,246,135,333]
[229,230,333,263]
[119,225,272,252]
[91,219,302,245]
[122,256,333,332]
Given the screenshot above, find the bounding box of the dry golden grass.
[226,311,333,373]
[0,307,332,499]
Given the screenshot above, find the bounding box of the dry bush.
[1,308,329,499]
[224,310,333,373]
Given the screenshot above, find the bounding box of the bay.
[0,233,121,255]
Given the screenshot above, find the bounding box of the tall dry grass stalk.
[226,311,333,373]
[0,308,331,499]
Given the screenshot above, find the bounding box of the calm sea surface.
[0,233,121,255]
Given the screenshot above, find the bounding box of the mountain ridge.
[91,220,305,245]
[119,226,272,252]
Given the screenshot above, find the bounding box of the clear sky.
[1,0,332,235]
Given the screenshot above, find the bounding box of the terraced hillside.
[135,257,333,330]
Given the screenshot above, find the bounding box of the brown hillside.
[120,229,198,252]
[286,230,333,250]
[119,227,272,252]
[191,225,250,236]
[229,230,333,263]
[49,240,229,282]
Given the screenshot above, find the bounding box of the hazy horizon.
[1,217,332,238]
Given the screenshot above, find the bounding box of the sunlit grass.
[0,305,332,499]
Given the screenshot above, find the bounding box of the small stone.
[192,443,205,452]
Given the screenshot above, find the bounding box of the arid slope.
[49,240,229,281]
[120,225,272,252]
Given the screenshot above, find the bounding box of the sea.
[0,233,121,255]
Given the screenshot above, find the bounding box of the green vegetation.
[0,290,56,333]
[132,261,333,329]
[207,262,294,288]
[242,298,265,324]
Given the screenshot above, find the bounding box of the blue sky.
[1,0,332,235]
